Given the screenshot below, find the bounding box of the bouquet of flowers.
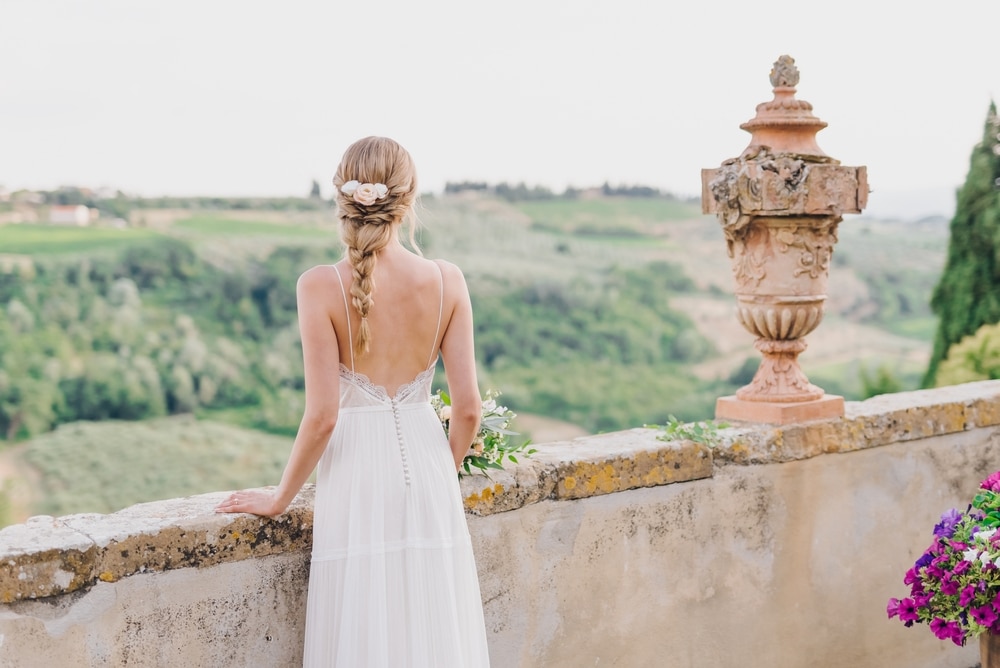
[430,389,535,476]
[887,470,1000,645]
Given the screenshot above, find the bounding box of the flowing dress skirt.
[302,379,490,668]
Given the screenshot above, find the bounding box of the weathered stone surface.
[460,428,712,514]
[0,488,315,602]
[5,382,1000,667]
[716,381,1000,463]
[0,516,96,603]
[533,429,713,500]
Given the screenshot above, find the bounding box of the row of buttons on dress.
[391,398,412,486]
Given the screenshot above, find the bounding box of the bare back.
[332,248,447,396]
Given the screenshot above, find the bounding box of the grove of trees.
[926,102,1000,385]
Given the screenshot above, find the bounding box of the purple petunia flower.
[960,585,977,607]
[971,604,999,627]
[953,560,971,576]
[930,617,950,639]
[898,598,919,622]
[941,578,960,596]
[887,598,900,619]
[904,567,920,585]
[915,552,935,569]
[935,509,964,538]
[948,622,966,646]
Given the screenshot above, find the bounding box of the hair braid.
[332,137,419,356]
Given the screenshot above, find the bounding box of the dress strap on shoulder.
[332,265,355,372]
[426,261,445,369]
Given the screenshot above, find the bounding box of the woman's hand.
[214,488,286,518]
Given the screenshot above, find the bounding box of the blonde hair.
[333,136,420,355]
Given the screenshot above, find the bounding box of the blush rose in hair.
[352,183,388,206]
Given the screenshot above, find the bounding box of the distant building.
[48,205,96,226]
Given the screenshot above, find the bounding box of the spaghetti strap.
[426,261,444,369]
[332,265,355,372]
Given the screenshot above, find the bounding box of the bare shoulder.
[297,263,344,294]
[431,259,469,287]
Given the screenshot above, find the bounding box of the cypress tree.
[925,102,1000,386]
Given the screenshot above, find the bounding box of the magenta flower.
[953,560,971,576]
[960,585,977,607]
[930,617,950,639]
[980,471,1000,493]
[941,578,960,595]
[947,622,966,646]
[887,598,900,619]
[971,604,999,627]
[898,598,919,623]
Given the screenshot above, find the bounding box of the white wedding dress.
[302,265,491,667]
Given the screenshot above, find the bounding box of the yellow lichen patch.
[563,476,577,491]
[230,532,241,540]
[580,463,619,495]
[642,466,667,486]
[463,484,504,512]
[98,571,116,583]
[2,591,12,603]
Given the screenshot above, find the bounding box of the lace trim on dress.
[339,363,435,404]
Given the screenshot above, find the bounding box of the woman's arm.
[216,267,341,517]
[438,262,481,471]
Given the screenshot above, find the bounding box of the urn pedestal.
[701,55,867,425]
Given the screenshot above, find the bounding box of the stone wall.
[4,381,1000,667]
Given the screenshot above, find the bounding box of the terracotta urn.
[701,55,867,423]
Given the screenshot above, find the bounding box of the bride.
[216,136,491,667]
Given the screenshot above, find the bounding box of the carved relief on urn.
[701,55,867,422]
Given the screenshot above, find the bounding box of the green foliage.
[934,322,1000,386]
[926,103,1000,386]
[19,417,292,517]
[0,238,325,440]
[859,363,903,399]
[647,415,729,447]
[430,389,536,477]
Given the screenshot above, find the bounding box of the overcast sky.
[2,0,997,219]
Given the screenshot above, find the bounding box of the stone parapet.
[3,381,1000,607]
[717,380,1000,464]
[0,430,711,604]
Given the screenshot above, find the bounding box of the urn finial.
[740,54,829,158]
[769,55,799,88]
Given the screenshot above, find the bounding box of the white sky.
[2,0,997,218]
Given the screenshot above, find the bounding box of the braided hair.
[332,137,419,355]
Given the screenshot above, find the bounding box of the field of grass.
[514,197,701,236]
[172,215,335,240]
[0,223,162,255]
[15,416,293,520]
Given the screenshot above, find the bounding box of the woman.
[216,136,491,667]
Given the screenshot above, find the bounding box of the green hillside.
[0,192,948,524]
